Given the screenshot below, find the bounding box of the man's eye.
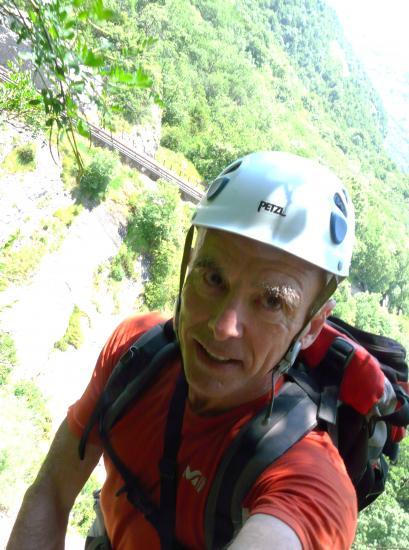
[262,293,283,311]
[203,270,223,288]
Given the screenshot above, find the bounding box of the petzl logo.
[258,200,287,217]
[183,465,207,493]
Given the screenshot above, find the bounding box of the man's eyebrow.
[193,256,220,270]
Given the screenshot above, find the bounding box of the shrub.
[126,181,191,311]
[14,379,52,436]
[1,143,36,173]
[53,204,82,227]
[0,332,18,385]
[70,475,100,536]
[79,149,118,201]
[17,144,35,165]
[54,305,87,351]
[109,245,137,282]
[0,217,68,290]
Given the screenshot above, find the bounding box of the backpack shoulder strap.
[79,319,177,459]
[204,376,319,550]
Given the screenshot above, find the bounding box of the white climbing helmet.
[192,151,355,277]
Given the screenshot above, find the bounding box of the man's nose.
[208,298,244,340]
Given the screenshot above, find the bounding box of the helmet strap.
[264,275,340,420]
[173,225,195,340]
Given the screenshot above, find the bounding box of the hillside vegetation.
[1,0,408,547]
[113,0,409,323]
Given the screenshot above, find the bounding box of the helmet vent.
[221,160,242,176]
[330,212,347,244]
[206,176,230,201]
[334,193,347,217]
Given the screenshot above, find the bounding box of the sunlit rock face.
[111,103,162,158]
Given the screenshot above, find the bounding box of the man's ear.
[299,299,336,350]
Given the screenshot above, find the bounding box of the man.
[7,151,357,549]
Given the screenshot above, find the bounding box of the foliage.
[0,332,18,386]
[0,0,155,171]
[0,216,68,290]
[1,142,36,173]
[333,282,357,325]
[16,143,35,165]
[125,180,192,311]
[109,244,137,282]
[155,146,204,188]
[0,386,50,513]
[70,475,100,536]
[124,0,409,315]
[79,148,119,202]
[0,60,44,134]
[354,439,409,549]
[14,379,52,436]
[53,204,83,227]
[54,305,87,351]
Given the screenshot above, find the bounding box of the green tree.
[0,0,155,171]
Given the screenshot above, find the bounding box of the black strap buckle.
[116,483,155,517]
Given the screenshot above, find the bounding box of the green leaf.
[154,95,165,108]
[98,9,115,21]
[107,66,134,84]
[135,67,152,89]
[77,119,90,139]
[83,50,105,68]
[64,20,76,30]
[63,30,75,40]
[28,99,42,106]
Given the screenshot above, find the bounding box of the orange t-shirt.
[67,313,357,550]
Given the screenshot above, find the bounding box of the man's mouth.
[194,339,242,366]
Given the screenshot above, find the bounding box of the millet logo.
[183,465,207,493]
[257,200,287,217]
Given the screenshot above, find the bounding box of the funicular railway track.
[88,123,204,203]
[0,67,204,204]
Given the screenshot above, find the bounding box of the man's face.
[178,228,325,414]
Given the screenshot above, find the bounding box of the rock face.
[0,127,68,248]
[111,103,162,158]
[0,22,27,67]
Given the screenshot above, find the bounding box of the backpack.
[79,316,409,550]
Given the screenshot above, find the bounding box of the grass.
[14,379,52,437]
[155,146,204,188]
[54,305,88,351]
[69,475,100,537]
[0,383,51,514]
[0,332,18,386]
[53,204,83,227]
[1,143,36,173]
[0,215,72,290]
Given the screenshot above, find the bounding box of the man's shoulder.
[107,312,169,355]
[244,429,357,549]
